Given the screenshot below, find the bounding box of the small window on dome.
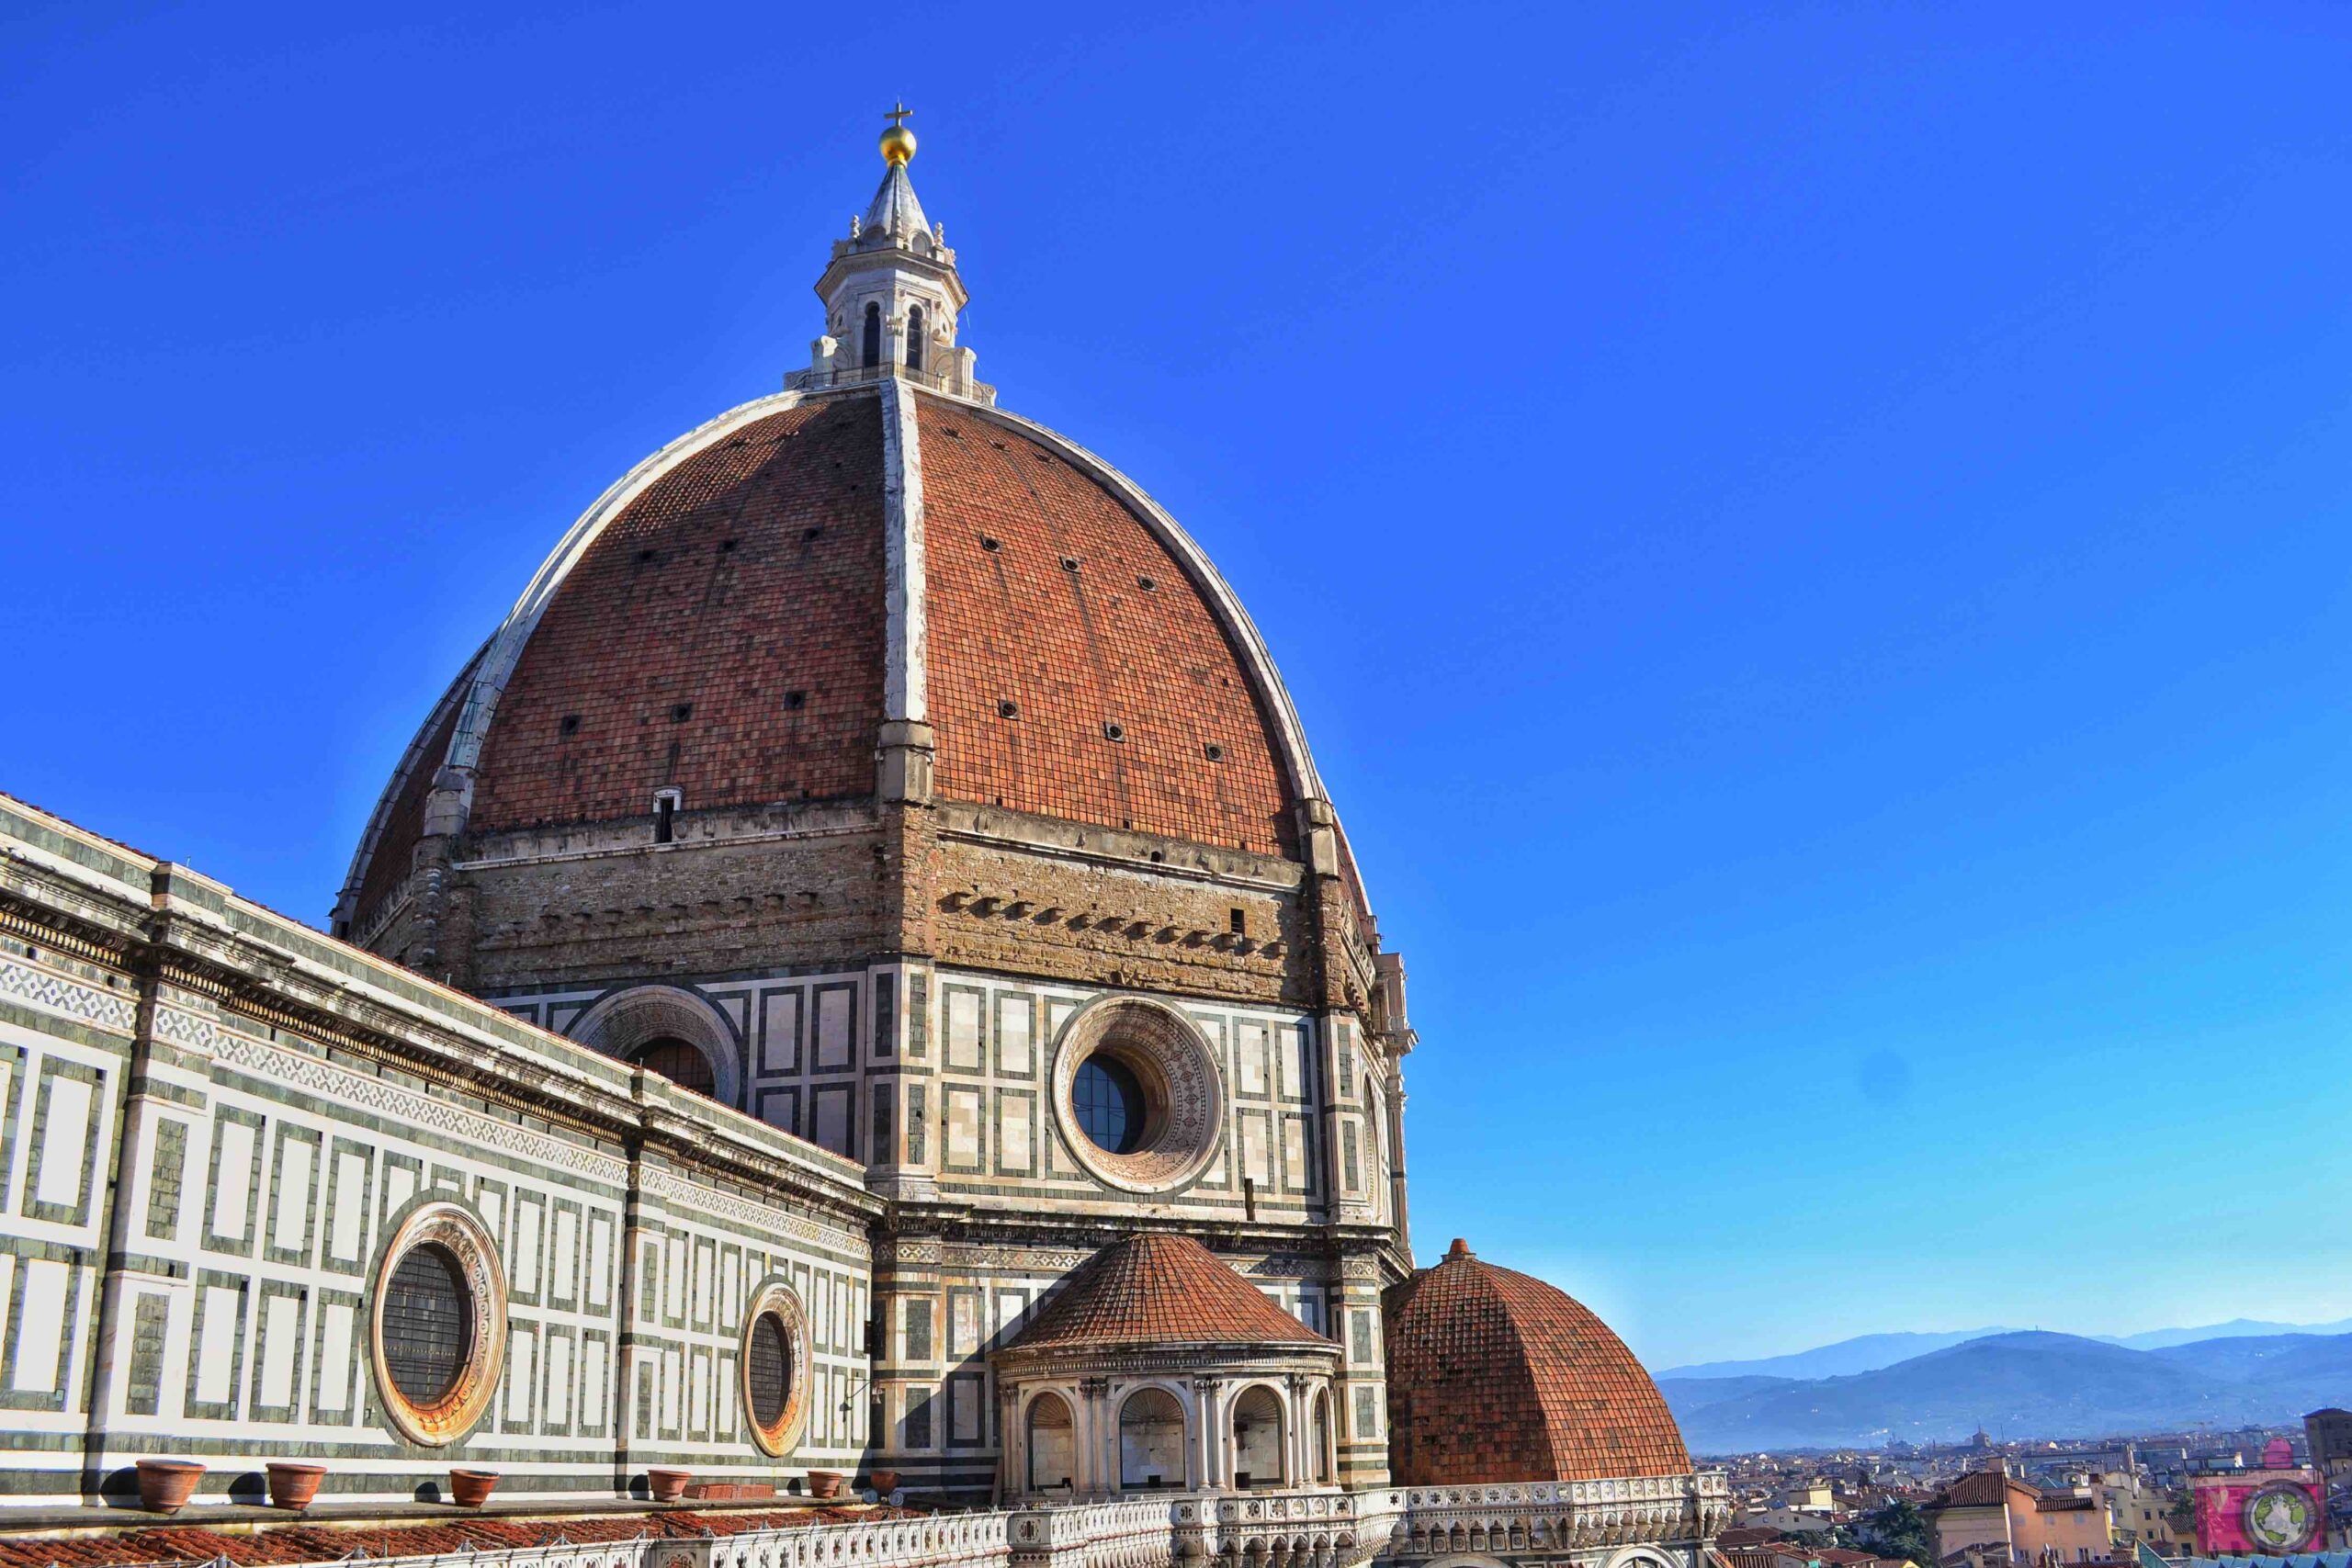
[784,690,806,710]
[559,714,581,738]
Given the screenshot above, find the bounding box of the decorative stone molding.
[209,1021,628,1183]
[639,1167,858,1254]
[0,953,140,1034]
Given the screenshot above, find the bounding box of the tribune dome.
[334,127,1335,948]
[1382,1239,1692,1486]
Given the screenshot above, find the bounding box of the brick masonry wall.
[453,822,893,995]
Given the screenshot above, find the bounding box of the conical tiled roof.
[1384,1238,1691,1485]
[1006,1234,1334,1351]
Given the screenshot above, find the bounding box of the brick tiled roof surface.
[350,386,1315,934]
[1931,1472,2040,1509]
[1004,1233,1334,1351]
[470,395,889,834]
[1383,1238,1692,1486]
[916,395,1295,855]
[354,682,467,923]
[0,1507,914,1568]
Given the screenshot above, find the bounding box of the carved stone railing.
[1387,1472,1734,1559]
[187,1474,1729,1568]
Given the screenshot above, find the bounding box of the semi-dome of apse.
[1382,1238,1693,1486]
[1004,1232,1337,1352]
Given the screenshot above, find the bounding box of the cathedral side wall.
[0,801,880,1506]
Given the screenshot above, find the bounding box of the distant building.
[1925,1464,2110,1565]
[1747,1508,1841,1537]
[2093,1472,2189,1556]
[2309,1410,2352,1480]
[2024,1448,2138,1484]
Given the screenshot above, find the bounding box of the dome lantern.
[791,106,989,402]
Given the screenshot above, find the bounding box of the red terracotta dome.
[336,382,1329,940]
[1383,1238,1692,1486]
[1006,1233,1333,1351]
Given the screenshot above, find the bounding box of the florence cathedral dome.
[285,110,1707,1521]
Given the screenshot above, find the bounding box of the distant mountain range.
[1660,1317,2352,1382]
[1659,1328,2352,1455]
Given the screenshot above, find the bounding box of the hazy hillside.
[2155,1333,2352,1393]
[1657,1374,1797,1407]
[1670,1329,2352,1454]
[1666,1316,2352,1382]
[1659,1330,2017,1382]
[2114,1317,2352,1351]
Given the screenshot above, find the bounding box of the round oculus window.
[370,1200,505,1447]
[1049,998,1225,1194]
[741,1280,809,1456]
[1073,1055,1146,1154]
[382,1243,471,1404]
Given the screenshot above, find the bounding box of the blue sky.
[6,2,2350,1369]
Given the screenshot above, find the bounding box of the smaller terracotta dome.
[1008,1233,1333,1350]
[1384,1238,1691,1485]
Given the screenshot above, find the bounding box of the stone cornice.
[0,794,884,1232]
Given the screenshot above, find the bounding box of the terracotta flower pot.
[449,1469,501,1507]
[648,1467,692,1503]
[135,1459,204,1513]
[865,1470,900,1495]
[807,1470,844,1499]
[266,1462,326,1509]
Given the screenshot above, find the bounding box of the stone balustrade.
[1388,1472,1735,1559]
[220,1474,1730,1568]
